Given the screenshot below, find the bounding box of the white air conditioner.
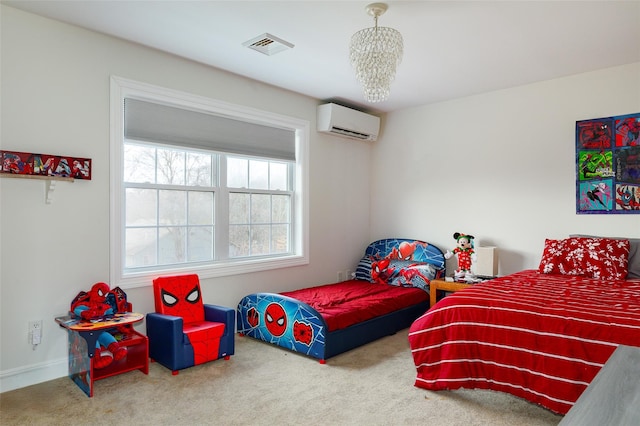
[317,103,380,141]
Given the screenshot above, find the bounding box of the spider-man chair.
[146,274,234,375]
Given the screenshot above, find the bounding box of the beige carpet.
[1,330,563,425]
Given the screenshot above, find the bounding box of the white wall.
[372,63,640,274]
[0,6,371,391]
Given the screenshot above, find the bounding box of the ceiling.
[4,1,640,114]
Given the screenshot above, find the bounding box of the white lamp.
[474,246,498,277]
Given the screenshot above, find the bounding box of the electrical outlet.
[337,271,345,282]
[29,320,43,345]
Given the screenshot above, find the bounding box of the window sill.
[114,254,308,289]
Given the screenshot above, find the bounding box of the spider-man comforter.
[282,280,429,332]
[408,270,640,414]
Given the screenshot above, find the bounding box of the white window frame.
[110,76,309,288]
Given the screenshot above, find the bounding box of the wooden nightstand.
[429,279,473,307]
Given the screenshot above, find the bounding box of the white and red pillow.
[539,237,629,281]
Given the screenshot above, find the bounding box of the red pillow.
[578,237,630,280]
[538,238,586,276]
[539,237,630,280]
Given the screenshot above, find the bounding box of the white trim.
[0,357,68,393]
[110,76,309,288]
[112,254,309,289]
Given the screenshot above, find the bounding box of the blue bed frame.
[236,238,445,363]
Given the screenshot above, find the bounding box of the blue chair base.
[147,304,235,374]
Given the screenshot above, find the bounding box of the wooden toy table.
[55,312,148,397]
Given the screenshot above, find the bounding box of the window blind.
[124,98,295,161]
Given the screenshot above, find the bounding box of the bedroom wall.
[0,5,372,391]
[371,62,640,275]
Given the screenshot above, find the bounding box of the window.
[226,157,293,258]
[111,77,309,288]
[123,143,218,269]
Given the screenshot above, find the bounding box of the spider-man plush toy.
[70,282,127,368]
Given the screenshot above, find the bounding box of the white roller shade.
[124,98,295,161]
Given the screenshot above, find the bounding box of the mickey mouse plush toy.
[444,232,477,279]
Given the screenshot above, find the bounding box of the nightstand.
[429,278,473,307]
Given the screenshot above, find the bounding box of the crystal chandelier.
[349,2,403,103]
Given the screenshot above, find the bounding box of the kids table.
[55,312,148,397]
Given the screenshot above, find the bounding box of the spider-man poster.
[576,113,640,214]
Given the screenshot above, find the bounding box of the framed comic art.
[576,112,640,214]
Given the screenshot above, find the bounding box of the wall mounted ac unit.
[317,103,380,141]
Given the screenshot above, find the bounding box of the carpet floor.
[1,329,563,425]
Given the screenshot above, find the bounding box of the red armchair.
[146,274,234,374]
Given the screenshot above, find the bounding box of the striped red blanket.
[408,269,640,414]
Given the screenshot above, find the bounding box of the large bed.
[237,238,445,363]
[408,236,640,414]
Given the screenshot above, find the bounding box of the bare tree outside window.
[123,142,216,269]
[123,142,292,271]
[228,156,291,259]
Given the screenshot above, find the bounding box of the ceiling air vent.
[243,33,294,56]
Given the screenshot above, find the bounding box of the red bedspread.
[281,280,428,332]
[408,270,640,414]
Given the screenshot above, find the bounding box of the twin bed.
[237,238,445,363]
[237,235,640,415]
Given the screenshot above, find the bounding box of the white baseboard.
[0,357,68,393]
